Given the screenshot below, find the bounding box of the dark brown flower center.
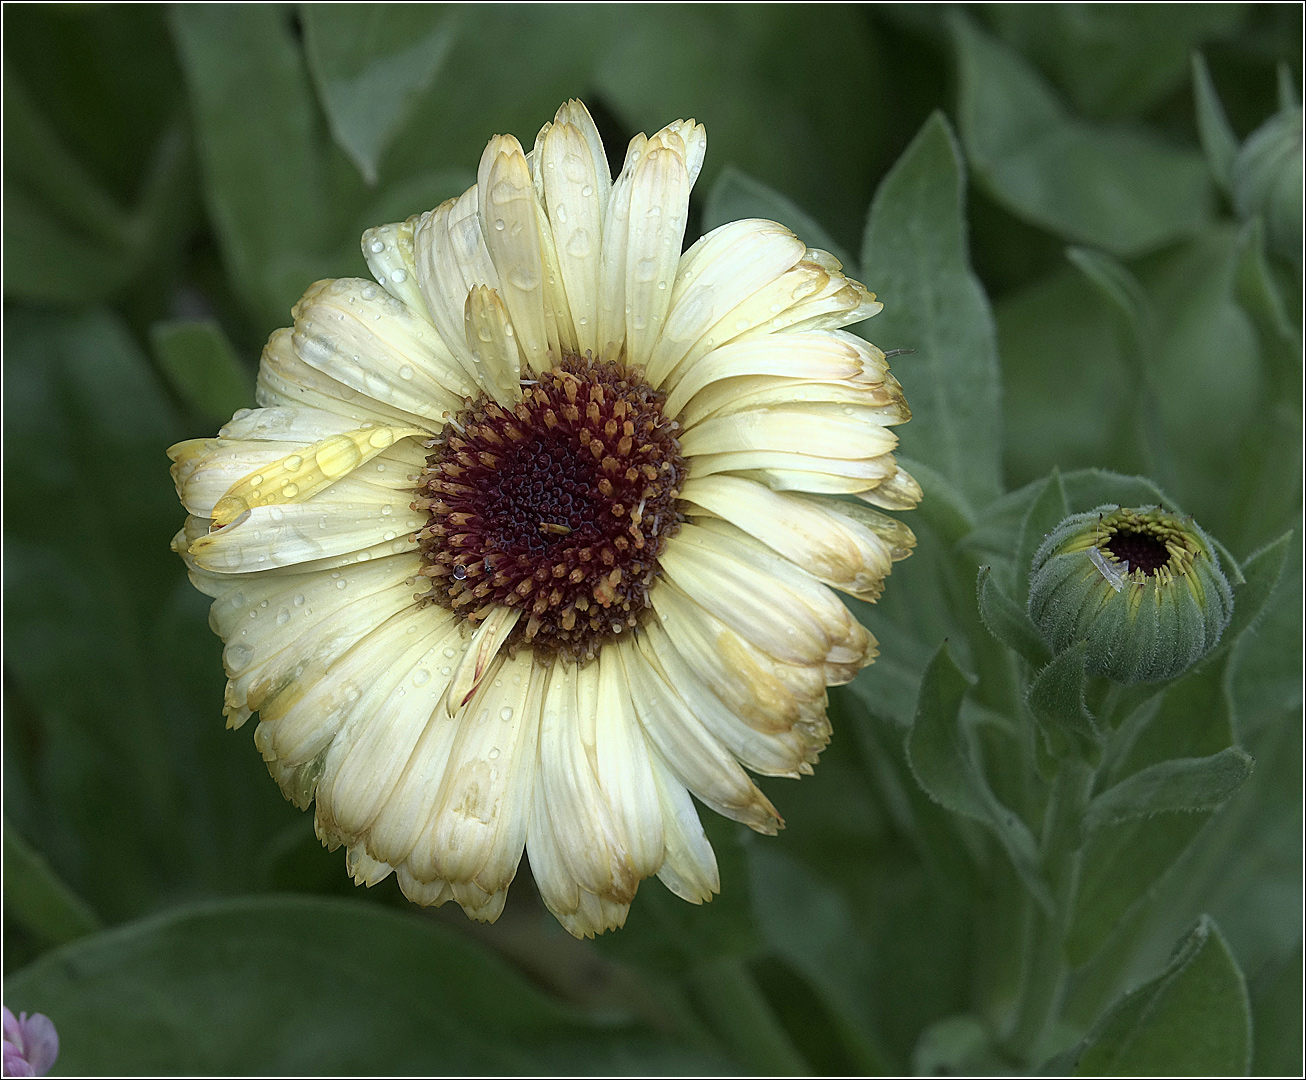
[1106,528,1171,576]
[414,354,686,661]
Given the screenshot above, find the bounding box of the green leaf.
[952,12,1215,257]
[746,845,891,1074]
[5,896,722,1075]
[170,4,333,327]
[1225,531,1292,646]
[703,165,852,267]
[897,455,976,547]
[1250,943,1303,1076]
[906,645,1052,910]
[1066,916,1252,1076]
[3,819,102,946]
[861,111,1004,509]
[1014,471,1070,603]
[976,566,1052,668]
[303,6,460,185]
[1192,53,1239,196]
[1069,657,1235,964]
[1026,643,1101,760]
[151,320,255,424]
[1085,748,1254,833]
[986,5,1245,121]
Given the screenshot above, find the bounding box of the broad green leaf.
[703,166,852,267]
[906,645,1051,910]
[1026,643,1101,759]
[1068,916,1251,1076]
[1229,534,1301,740]
[1084,748,1254,833]
[977,566,1052,668]
[303,5,461,185]
[952,12,1215,257]
[746,845,891,1074]
[1014,471,1070,603]
[3,819,101,946]
[897,456,976,547]
[995,267,1143,487]
[1250,943,1303,1076]
[151,319,255,424]
[1193,53,1239,195]
[861,112,1004,509]
[5,897,723,1075]
[1224,531,1292,646]
[986,5,1245,121]
[171,5,333,328]
[1069,657,1235,964]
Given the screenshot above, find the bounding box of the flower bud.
[1028,506,1233,684]
[1232,105,1302,263]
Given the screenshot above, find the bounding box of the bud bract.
[1028,506,1233,684]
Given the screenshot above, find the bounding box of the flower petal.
[681,475,915,602]
[291,278,472,420]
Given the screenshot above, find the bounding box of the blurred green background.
[3,4,1301,1075]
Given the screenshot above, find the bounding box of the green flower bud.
[1028,506,1233,684]
[1232,105,1302,264]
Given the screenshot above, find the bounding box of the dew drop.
[316,435,364,478]
[284,455,302,471]
[413,669,431,687]
[499,707,514,722]
[391,268,408,283]
[294,594,306,607]
[282,482,299,498]
[276,608,291,626]
[370,239,385,253]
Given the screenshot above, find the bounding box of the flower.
[3,1008,58,1078]
[170,101,918,937]
[1028,505,1233,684]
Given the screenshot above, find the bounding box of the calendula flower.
[1028,505,1233,684]
[170,101,917,937]
[2,1008,58,1078]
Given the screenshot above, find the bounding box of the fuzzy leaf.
[907,645,1052,910]
[1026,643,1101,759]
[1064,917,1251,1076]
[303,6,460,185]
[861,112,1004,509]
[952,12,1214,257]
[3,819,102,945]
[1084,748,1254,833]
[976,565,1052,668]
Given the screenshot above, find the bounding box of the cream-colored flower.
[169,101,918,938]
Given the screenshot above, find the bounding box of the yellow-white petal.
[681,475,915,602]
[291,278,471,421]
[645,219,807,387]
[478,135,556,373]
[361,217,430,321]
[615,638,782,834]
[188,475,425,573]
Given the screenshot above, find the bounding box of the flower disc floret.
[416,355,686,660]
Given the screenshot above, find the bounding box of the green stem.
[690,957,811,1076]
[1006,757,1094,1062]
